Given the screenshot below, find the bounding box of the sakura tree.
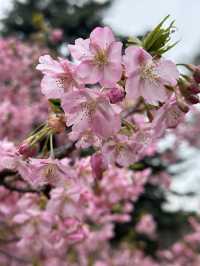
[0,16,200,266]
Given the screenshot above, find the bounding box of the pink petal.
[61,90,86,113]
[141,80,168,105]
[125,74,141,101]
[156,59,179,86]
[107,41,122,64]
[123,46,151,77]
[92,100,120,138]
[36,55,64,75]
[68,38,91,61]
[90,27,115,51]
[101,62,122,88]
[77,61,102,84]
[41,76,64,99]
[71,112,90,135]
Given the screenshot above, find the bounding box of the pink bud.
[186,94,200,105]
[187,84,200,94]
[50,29,63,44]
[18,142,37,158]
[91,153,107,180]
[107,86,125,104]
[193,69,200,84]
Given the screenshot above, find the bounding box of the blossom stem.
[50,133,55,158]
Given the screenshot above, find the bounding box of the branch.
[0,169,42,194]
[53,141,76,159]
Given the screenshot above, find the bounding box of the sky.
[104,0,200,62]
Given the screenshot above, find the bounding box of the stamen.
[82,101,97,117]
[140,62,159,83]
[94,50,108,66]
[56,78,65,89]
[43,164,58,179]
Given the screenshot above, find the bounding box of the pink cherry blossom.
[36,55,81,99]
[19,157,74,187]
[68,27,123,87]
[62,88,121,139]
[102,130,153,167]
[152,98,186,138]
[123,46,179,105]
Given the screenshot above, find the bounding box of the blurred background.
[0,0,200,254]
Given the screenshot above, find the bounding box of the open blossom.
[62,88,121,139]
[0,139,18,171]
[36,55,81,99]
[123,46,179,105]
[68,27,123,87]
[152,98,186,138]
[102,135,142,167]
[102,130,152,167]
[19,157,74,187]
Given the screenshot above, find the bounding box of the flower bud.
[50,28,63,44]
[107,86,125,104]
[193,69,200,84]
[18,142,37,158]
[185,95,200,105]
[187,83,200,94]
[91,153,107,180]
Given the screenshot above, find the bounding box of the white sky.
[104,0,200,62]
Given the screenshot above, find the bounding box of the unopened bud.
[107,86,125,104]
[18,142,37,158]
[50,28,63,44]
[91,153,107,180]
[193,69,200,84]
[187,84,200,94]
[48,113,66,133]
[185,95,200,105]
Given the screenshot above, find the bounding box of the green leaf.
[142,15,177,56]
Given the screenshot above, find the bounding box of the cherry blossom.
[36,55,82,99]
[69,26,123,87]
[123,46,179,105]
[62,88,121,139]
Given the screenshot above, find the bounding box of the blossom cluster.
[0,18,200,265]
[35,25,193,169]
[0,38,48,141]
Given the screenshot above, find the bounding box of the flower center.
[43,164,58,179]
[140,62,159,83]
[94,50,108,67]
[57,75,72,90]
[56,78,65,89]
[82,100,97,117]
[115,142,125,153]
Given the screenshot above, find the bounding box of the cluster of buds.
[178,64,200,105]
